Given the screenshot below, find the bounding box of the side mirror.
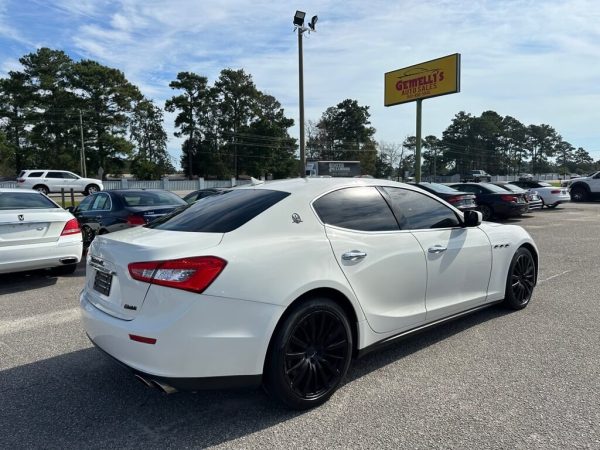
[463,210,482,227]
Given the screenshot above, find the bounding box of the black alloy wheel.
[479,204,493,221]
[503,247,536,310]
[570,186,587,202]
[265,298,352,409]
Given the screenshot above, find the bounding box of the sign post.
[385,53,461,182]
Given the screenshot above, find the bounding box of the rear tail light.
[127,214,146,226]
[500,195,518,203]
[61,218,81,236]
[128,256,227,293]
[550,190,560,194]
[17,178,24,183]
[446,195,465,204]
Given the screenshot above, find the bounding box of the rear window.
[120,191,186,207]
[418,182,460,194]
[480,183,511,193]
[148,189,290,233]
[0,192,58,209]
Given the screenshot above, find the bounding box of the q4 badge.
[292,213,303,224]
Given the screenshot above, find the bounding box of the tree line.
[1,48,596,180]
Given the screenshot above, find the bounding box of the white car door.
[313,186,427,334]
[381,187,493,321]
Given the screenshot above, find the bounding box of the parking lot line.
[0,308,79,337]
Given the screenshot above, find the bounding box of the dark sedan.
[182,188,229,204]
[409,182,477,212]
[70,189,187,246]
[491,182,543,210]
[449,182,529,220]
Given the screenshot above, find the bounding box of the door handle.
[342,250,367,261]
[428,245,447,254]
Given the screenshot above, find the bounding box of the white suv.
[16,170,103,195]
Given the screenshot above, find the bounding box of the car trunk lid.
[84,226,223,320]
[0,209,68,247]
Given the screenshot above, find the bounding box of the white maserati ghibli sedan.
[80,178,538,409]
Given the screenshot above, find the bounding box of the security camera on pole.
[293,11,318,178]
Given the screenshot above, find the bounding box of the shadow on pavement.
[0,305,510,448]
[0,262,85,295]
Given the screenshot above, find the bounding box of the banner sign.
[384,53,460,106]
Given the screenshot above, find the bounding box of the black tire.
[81,225,96,248]
[503,247,536,310]
[264,298,353,410]
[84,184,100,195]
[34,185,49,195]
[547,203,558,209]
[570,186,587,202]
[51,263,78,276]
[479,204,493,221]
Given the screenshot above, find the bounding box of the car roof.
[236,177,419,200]
[0,188,44,193]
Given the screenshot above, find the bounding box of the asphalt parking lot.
[1,203,599,449]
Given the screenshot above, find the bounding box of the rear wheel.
[547,203,559,209]
[570,186,587,202]
[81,225,96,248]
[479,204,493,221]
[34,185,49,195]
[503,247,536,310]
[264,298,352,410]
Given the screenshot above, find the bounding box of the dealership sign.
[384,53,461,106]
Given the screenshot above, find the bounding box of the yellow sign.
[384,53,461,106]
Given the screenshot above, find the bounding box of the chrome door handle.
[428,245,447,254]
[342,250,367,261]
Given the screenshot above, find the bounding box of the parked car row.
[411,180,570,221]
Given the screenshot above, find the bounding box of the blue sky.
[1,0,599,168]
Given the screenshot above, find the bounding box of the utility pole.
[79,109,87,177]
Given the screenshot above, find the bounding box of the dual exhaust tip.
[134,374,178,394]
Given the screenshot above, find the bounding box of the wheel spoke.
[291,334,308,348]
[286,357,307,374]
[325,339,347,351]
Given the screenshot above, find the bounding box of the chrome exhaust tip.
[151,379,178,395]
[60,257,78,264]
[134,374,154,388]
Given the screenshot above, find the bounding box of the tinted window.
[91,194,111,210]
[418,182,461,194]
[452,184,481,194]
[120,191,186,207]
[479,183,510,193]
[503,184,526,193]
[77,196,94,212]
[383,187,460,230]
[0,192,58,209]
[148,189,290,233]
[313,187,398,232]
[28,172,43,178]
[63,172,79,179]
[46,172,63,178]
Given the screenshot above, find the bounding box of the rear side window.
[383,187,461,230]
[148,189,290,233]
[28,171,44,178]
[0,192,58,209]
[313,187,398,232]
[46,172,64,178]
[121,191,186,207]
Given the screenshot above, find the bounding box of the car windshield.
[120,191,187,207]
[147,189,290,233]
[0,192,58,209]
[418,182,460,194]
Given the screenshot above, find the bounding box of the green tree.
[70,60,142,177]
[525,124,558,174]
[0,130,16,176]
[165,72,216,178]
[129,99,173,179]
[308,99,376,174]
[0,72,31,173]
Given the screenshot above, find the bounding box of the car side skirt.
[356,300,503,359]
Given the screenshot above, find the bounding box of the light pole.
[293,11,317,178]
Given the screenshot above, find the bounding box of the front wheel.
[84,184,100,195]
[547,203,559,209]
[264,298,353,410]
[503,247,536,310]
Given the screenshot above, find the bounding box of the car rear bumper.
[0,239,82,274]
[493,203,529,217]
[80,287,284,382]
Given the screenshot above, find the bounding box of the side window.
[383,187,461,230]
[77,196,94,212]
[28,171,43,178]
[63,172,79,179]
[91,194,111,211]
[313,186,399,232]
[46,172,63,179]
